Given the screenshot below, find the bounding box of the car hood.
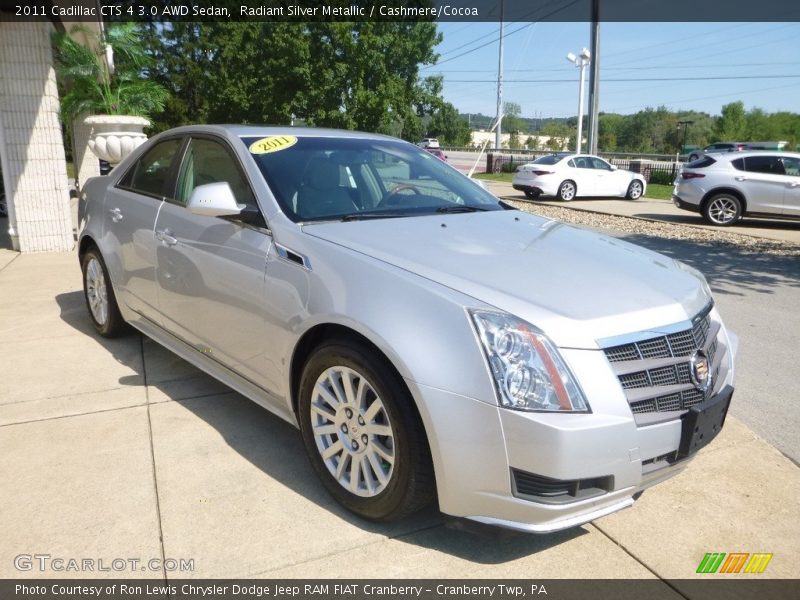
[303,210,710,349]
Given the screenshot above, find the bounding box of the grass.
[474,172,513,182]
[644,183,674,200]
[474,172,675,201]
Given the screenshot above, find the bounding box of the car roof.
[153,124,401,142]
[709,150,800,161]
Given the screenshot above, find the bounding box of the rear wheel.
[626,180,644,200]
[557,180,576,201]
[702,194,742,226]
[81,247,128,337]
[298,341,435,521]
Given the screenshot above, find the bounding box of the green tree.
[502,101,526,134]
[141,22,441,140]
[716,101,747,141]
[427,102,471,146]
[140,22,216,132]
[541,122,570,151]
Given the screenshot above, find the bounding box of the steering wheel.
[379,183,422,208]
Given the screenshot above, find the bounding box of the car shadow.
[54,290,586,562]
[616,233,800,295]
[635,212,800,233]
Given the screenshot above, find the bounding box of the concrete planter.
[84,115,150,165]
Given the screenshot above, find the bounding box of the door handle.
[734,176,747,181]
[156,228,178,246]
[109,207,123,223]
[789,182,799,188]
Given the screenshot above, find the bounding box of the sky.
[425,21,800,120]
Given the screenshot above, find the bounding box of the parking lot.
[1,197,798,583]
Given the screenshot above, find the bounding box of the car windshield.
[243,136,504,222]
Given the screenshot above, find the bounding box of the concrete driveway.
[1,248,798,584]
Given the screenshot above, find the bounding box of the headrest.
[304,157,340,190]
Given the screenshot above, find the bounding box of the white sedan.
[512,153,646,201]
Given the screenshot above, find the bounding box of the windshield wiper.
[435,205,490,213]
[340,212,409,221]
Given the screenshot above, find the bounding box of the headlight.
[469,310,589,413]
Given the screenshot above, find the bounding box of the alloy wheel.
[310,366,395,497]
[560,182,576,201]
[707,197,739,224]
[85,257,109,326]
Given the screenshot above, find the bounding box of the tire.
[81,247,129,337]
[626,180,644,200]
[298,340,435,522]
[524,189,540,200]
[702,193,742,226]
[557,180,576,201]
[0,194,7,218]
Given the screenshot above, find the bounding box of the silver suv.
[673,151,800,225]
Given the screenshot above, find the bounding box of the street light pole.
[567,48,591,154]
[677,120,694,157]
[495,0,505,151]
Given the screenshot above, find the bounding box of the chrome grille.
[605,311,712,363]
[601,304,726,419]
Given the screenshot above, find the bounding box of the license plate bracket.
[677,387,733,459]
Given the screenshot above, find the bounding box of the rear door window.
[743,155,785,175]
[118,138,182,198]
[686,156,716,169]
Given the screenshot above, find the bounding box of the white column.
[0,21,73,252]
[73,113,101,190]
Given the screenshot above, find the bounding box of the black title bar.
[2,0,800,22]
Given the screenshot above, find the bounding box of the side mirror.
[187,182,244,217]
[609,164,618,171]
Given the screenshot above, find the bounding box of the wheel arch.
[700,187,747,214]
[78,234,98,261]
[289,322,413,419]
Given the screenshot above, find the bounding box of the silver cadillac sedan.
[78,126,737,533]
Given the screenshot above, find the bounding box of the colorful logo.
[696,552,773,574]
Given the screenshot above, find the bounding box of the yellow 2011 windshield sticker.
[249,135,298,154]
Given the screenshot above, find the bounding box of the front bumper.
[406,357,733,533]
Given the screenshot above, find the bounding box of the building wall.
[470,130,566,150]
[0,21,73,252]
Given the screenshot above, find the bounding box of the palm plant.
[52,23,169,123]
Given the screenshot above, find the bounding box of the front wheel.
[557,180,576,201]
[702,194,742,226]
[298,341,435,521]
[626,180,644,200]
[81,247,129,337]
